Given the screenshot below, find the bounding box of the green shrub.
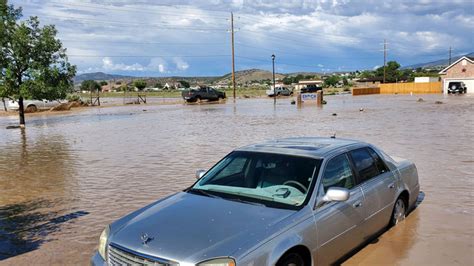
[66,94,81,102]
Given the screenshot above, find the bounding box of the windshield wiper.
[188,189,221,199]
[224,197,266,207]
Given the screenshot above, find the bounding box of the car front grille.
[108,243,177,266]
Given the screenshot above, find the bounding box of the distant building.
[438,56,474,94]
[414,77,440,83]
[354,77,383,88]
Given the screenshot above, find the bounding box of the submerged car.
[91,137,420,266]
[266,87,292,97]
[300,84,323,93]
[447,81,467,94]
[182,86,226,102]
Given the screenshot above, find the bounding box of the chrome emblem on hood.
[140,233,154,245]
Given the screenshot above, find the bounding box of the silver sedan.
[91,137,420,266]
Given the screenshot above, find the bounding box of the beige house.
[439,56,474,94]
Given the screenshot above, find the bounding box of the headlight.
[98,225,110,260]
[197,258,235,266]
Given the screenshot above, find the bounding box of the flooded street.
[0,94,473,265]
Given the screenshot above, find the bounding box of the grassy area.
[78,87,269,99]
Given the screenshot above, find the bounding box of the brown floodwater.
[0,94,473,265]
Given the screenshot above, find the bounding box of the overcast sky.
[11,0,474,76]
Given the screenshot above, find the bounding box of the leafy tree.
[0,85,7,111]
[359,70,375,79]
[99,80,108,86]
[119,84,130,92]
[323,75,341,88]
[155,82,163,89]
[1,0,19,111]
[375,61,401,83]
[178,80,190,88]
[133,80,147,91]
[0,1,76,126]
[282,76,293,85]
[342,77,349,86]
[80,80,101,92]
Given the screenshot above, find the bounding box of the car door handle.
[353,201,362,208]
[388,183,395,189]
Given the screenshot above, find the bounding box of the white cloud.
[173,57,190,71]
[102,57,145,71]
[148,57,168,73]
[12,0,474,74]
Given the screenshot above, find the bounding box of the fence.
[379,82,442,94]
[352,87,380,95]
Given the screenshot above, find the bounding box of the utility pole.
[272,54,276,105]
[230,12,236,101]
[449,46,452,65]
[383,39,387,84]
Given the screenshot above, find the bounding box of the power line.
[230,12,236,101]
[17,1,230,19]
[67,54,231,58]
[449,46,452,65]
[61,39,229,45]
[38,15,227,31]
[383,39,387,83]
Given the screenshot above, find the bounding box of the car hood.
[109,192,297,264]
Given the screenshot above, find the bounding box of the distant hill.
[73,72,134,83]
[217,69,286,84]
[403,52,474,70]
[73,69,290,87]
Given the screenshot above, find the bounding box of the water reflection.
[0,132,77,205]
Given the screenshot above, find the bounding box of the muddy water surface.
[0,94,473,265]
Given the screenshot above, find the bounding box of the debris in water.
[6,125,21,129]
[142,109,147,112]
[435,101,443,104]
[359,108,364,112]
[243,95,250,98]
[332,113,337,116]
[290,100,296,105]
[417,98,424,102]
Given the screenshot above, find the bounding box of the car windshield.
[191,151,321,208]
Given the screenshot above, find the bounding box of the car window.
[350,148,380,183]
[213,156,247,181]
[367,148,389,174]
[321,154,355,192]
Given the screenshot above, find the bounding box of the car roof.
[235,137,364,159]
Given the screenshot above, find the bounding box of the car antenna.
[331,132,336,139]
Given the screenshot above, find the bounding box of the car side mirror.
[195,169,207,179]
[322,187,350,202]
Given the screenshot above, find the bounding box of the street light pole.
[272,54,276,105]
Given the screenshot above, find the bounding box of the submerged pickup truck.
[181,86,226,102]
[7,99,64,112]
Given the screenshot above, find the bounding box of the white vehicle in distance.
[7,99,64,112]
[266,86,293,97]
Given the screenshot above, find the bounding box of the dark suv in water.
[182,86,226,102]
[301,84,323,93]
[447,82,467,94]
